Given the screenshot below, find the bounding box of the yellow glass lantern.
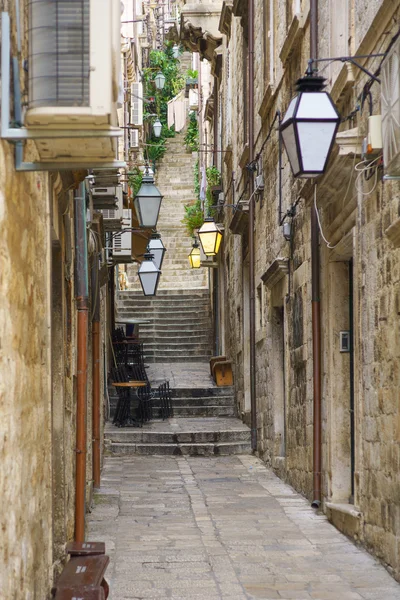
[189,240,201,268]
[198,218,222,256]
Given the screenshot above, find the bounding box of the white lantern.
[172,45,180,59]
[280,75,340,178]
[138,253,161,296]
[153,118,162,138]
[198,218,222,256]
[154,71,166,90]
[134,169,163,228]
[147,233,166,270]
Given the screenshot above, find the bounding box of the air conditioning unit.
[113,210,133,262]
[381,37,400,175]
[92,186,118,200]
[99,187,123,229]
[26,0,120,127]
[130,83,143,126]
[129,129,139,149]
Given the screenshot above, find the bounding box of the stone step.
[165,406,236,417]
[141,346,212,354]
[106,428,249,445]
[144,355,212,363]
[118,290,210,298]
[171,387,234,397]
[107,441,251,456]
[160,395,234,407]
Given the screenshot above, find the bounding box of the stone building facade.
[177,0,400,582]
[0,0,144,596]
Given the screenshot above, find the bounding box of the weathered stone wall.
[214,0,400,582]
[0,140,53,597]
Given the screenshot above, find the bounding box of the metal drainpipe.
[74,182,89,541]
[91,254,101,490]
[310,0,322,508]
[248,0,257,451]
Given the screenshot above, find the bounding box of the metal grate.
[29,0,90,108]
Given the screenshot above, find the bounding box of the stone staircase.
[108,102,251,456]
[116,289,213,363]
[127,134,207,291]
[105,418,251,456]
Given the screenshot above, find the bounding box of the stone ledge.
[261,258,289,288]
[385,217,400,247]
[326,502,362,539]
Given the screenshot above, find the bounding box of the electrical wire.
[354,156,381,196]
[313,185,341,249]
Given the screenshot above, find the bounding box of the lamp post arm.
[308,53,386,82]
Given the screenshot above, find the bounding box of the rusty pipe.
[91,255,101,489]
[248,0,257,451]
[74,182,89,541]
[92,321,101,489]
[310,0,322,508]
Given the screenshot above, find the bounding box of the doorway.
[328,258,355,503]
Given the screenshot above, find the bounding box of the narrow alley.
[3,1,400,599]
[88,454,399,600]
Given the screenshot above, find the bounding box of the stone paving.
[88,455,400,600]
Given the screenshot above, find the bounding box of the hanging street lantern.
[154,71,166,90]
[147,233,166,270]
[279,75,340,178]
[172,45,180,59]
[138,253,161,296]
[198,217,222,256]
[188,239,201,268]
[153,118,162,138]
[134,167,163,228]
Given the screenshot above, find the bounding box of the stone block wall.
[211,0,400,582]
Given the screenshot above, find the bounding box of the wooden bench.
[52,543,109,599]
[210,356,233,387]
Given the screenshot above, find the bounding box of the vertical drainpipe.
[248,0,257,451]
[91,254,101,490]
[310,0,322,508]
[74,182,89,541]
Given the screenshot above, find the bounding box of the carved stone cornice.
[258,84,276,121]
[336,127,362,157]
[331,63,356,109]
[279,12,307,65]
[229,205,249,235]
[219,0,234,41]
[180,2,223,61]
[261,258,289,288]
[385,218,400,248]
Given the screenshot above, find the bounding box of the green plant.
[184,112,199,152]
[128,167,143,197]
[146,138,167,163]
[182,199,204,236]
[182,161,204,235]
[205,166,221,216]
[141,43,185,167]
[186,69,198,80]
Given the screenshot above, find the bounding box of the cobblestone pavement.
[88,455,400,600]
[146,362,215,388]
